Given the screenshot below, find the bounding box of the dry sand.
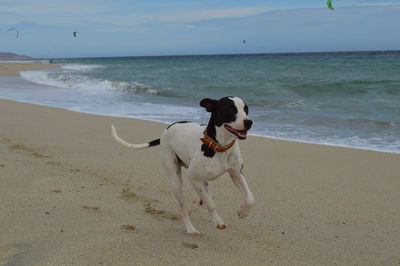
[0,62,58,76]
[1,63,400,265]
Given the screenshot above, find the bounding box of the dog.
[111,96,255,234]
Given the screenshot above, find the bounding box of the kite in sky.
[7,28,19,38]
[73,31,78,38]
[327,0,334,10]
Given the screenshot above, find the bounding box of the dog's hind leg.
[162,153,200,235]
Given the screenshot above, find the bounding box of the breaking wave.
[19,70,159,95]
[61,64,105,71]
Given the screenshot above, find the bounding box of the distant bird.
[243,40,246,44]
[7,28,19,38]
[73,31,78,38]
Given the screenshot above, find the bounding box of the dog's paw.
[216,224,226,230]
[237,205,250,219]
[186,225,201,235]
[186,229,201,235]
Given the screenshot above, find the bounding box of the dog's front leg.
[187,172,216,211]
[229,169,255,219]
[187,172,226,229]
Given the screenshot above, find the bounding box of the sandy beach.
[0,62,58,76]
[1,64,400,265]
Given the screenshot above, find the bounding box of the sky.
[1,0,399,58]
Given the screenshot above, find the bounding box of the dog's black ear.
[200,98,217,112]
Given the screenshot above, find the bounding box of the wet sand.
[0,62,58,76]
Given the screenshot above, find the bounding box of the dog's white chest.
[191,152,232,180]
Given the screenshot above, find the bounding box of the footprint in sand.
[81,205,101,213]
[144,202,179,221]
[69,168,81,174]
[182,242,199,249]
[118,187,177,220]
[118,187,157,204]
[46,161,61,166]
[8,143,51,158]
[120,224,136,231]
[32,152,51,158]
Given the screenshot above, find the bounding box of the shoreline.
[0,62,59,76]
[0,96,398,156]
[3,96,399,156]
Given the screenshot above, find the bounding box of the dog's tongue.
[225,125,248,137]
[237,129,247,136]
[232,128,247,137]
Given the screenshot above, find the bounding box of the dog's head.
[200,96,252,140]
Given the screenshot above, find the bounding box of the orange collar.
[200,128,236,152]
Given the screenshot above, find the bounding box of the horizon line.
[40,49,400,60]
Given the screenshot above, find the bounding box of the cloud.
[0,0,112,28]
[339,1,400,8]
[0,0,109,14]
[0,11,22,26]
[187,3,400,53]
[108,27,143,33]
[147,6,281,23]
[0,0,294,30]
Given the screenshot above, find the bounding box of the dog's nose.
[244,119,253,130]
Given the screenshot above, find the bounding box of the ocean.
[1,51,400,154]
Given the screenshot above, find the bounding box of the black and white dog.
[111,96,255,234]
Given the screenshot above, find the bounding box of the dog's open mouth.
[224,125,248,140]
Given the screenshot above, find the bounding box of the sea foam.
[61,64,104,71]
[20,70,158,94]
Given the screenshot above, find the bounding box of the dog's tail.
[111,125,160,150]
